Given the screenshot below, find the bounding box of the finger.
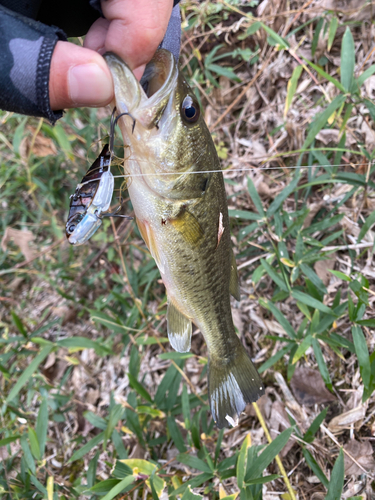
[101,0,173,71]
[49,41,113,110]
[84,16,144,80]
[83,17,110,55]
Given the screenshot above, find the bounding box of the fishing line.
[111,160,374,179]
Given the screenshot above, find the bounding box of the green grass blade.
[357,64,375,87]
[302,95,346,150]
[301,56,346,92]
[0,435,21,447]
[89,479,121,495]
[69,431,105,463]
[237,433,251,488]
[158,352,193,360]
[167,416,187,453]
[259,298,296,339]
[357,319,375,327]
[341,27,355,92]
[303,407,328,443]
[182,385,191,430]
[259,343,294,373]
[87,450,100,488]
[177,454,213,473]
[247,177,265,216]
[28,426,40,460]
[245,427,293,481]
[261,259,289,292]
[20,434,36,474]
[352,326,371,388]
[6,345,53,403]
[260,23,289,49]
[52,123,73,157]
[11,311,27,338]
[312,338,333,391]
[128,373,153,403]
[324,449,344,500]
[36,398,48,456]
[311,17,323,56]
[101,475,135,500]
[228,209,262,221]
[327,16,338,51]
[357,209,375,242]
[300,263,327,295]
[329,270,351,282]
[302,448,329,488]
[57,336,111,355]
[291,289,335,316]
[267,171,300,217]
[171,473,214,496]
[246,474,280,485]
[181,486,204,499]
[292,335,313,364]
[104,404,125,450]
[285,65,303,116]
[207,63,241,82]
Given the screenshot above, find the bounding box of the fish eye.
[181,96,200,124]
[67,224,76,234]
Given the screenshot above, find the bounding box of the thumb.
[49,41,113,110]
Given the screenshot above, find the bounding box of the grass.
[1,0,375,498]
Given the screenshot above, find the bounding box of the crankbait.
[66,109,132,246]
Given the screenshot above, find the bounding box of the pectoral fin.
[170,210,204,245]
[137,219,165,273]
[167,299,192,353]
[229,251,240,301]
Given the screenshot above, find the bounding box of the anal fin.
[167,299,192,353]
[229,250,240,301]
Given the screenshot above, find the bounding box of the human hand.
[49,0,174,111]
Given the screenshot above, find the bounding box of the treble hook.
[115,112,136,134]
[109,108,137,156]
[109,107,117,155]
[100,204,133,220]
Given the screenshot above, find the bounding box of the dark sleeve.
[160,3,181,62]
[0,5,67,124]
[0,0,181,124]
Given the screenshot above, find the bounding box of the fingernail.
[68,63,113,106]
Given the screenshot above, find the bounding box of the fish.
[104,49,264,428]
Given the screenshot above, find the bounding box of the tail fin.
[208,344,264,428]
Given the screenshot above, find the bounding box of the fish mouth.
[104,50,178,130]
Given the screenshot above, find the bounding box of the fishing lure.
[66,109,132,246]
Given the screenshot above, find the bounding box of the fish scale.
[105,49,264,428]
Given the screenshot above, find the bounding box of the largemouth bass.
[104,49,264,428]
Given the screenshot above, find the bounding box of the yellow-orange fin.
[167,299,192,353]
[137,219,165,273]
[170,210,204,245]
